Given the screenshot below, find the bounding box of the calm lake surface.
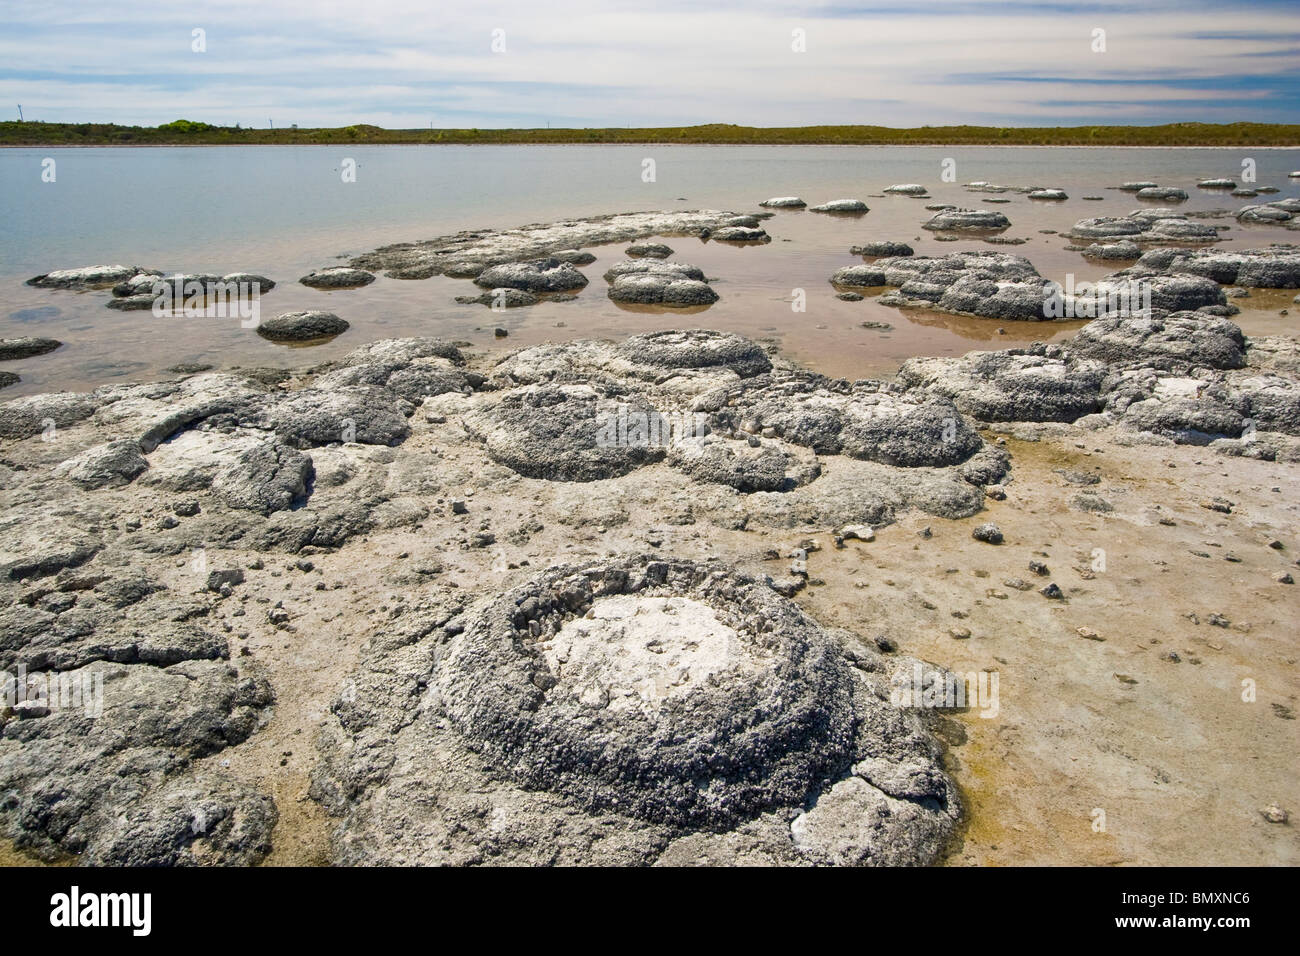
[3,145,1298,393]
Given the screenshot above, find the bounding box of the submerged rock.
[299,267,376,289]
[626,242,674,258]
[474,257,590,293]
[884,184,928,196]
[1067,214,1220,245]
[851,241,914,257]
[604,260,717,306]
[1237,204,1294,224]
[706,226,771,242]
[0,337,61,361]
[833,251,1055,321]
[1081,241,1142,261]
[257,310,350,342]
[26,265,150,290]
[810,199,869,213]
[454,288,540,308]
[1135,186,1188,202]
[923,209,1011,232]
[759,197,807,208]
[349,209,751,278]
[1131,246,1300,288]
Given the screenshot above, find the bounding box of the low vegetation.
[2,120,1297,147]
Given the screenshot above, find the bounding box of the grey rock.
[257,311,349,342]
[706,226,771,242]
[1132,246,1300,288]
[923,209,1011,232]
[26,265,151,290]
[1070,311,1246,369]
[52,440,149,489]
[626,242,674,258]
[1237,204,1292,223]
[250,385,413,448]
[810,199,869,213]
[620,329,772,378]
[210,441,313,514]
[454,288,539,308]
[899,349,1107,423]
[850,241,914,257]
[299,267,376,289]
[1135,187,1188,202]
[0,337,61,361]
[716,372,983,467]
[605,261,718,306]
[608,274,718,306]
[759,197,807,208]
[0,391,102,439]
[312,558,958,865]
[1081,241,1141,261]
[474,257,590,293]
[552,249,596,265]
[464,384,667,481]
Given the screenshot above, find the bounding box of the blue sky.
[2,0,1297,127]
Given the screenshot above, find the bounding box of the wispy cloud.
[2,0,1297,127]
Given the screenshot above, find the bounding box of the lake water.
[3,145,1298,393]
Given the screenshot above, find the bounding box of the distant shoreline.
[3,121,1298,149]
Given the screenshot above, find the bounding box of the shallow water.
[2,145,1298,393]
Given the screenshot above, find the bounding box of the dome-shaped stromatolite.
[604,260,718,306]
[463,383,667,481]
[299,267,376,289]
[474,257,590,293]
[434,557,959,840]
[625,242,674,258]
[1135,186,1188,202]
[810,199,869,213]
[850,241,914,257]
[0,337,61,361]
[257,310,349,342]
[618,329,772,378]
[923,209,1011,232]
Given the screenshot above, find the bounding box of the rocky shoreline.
[3,197,1298,866]
[2,300,1297,864]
